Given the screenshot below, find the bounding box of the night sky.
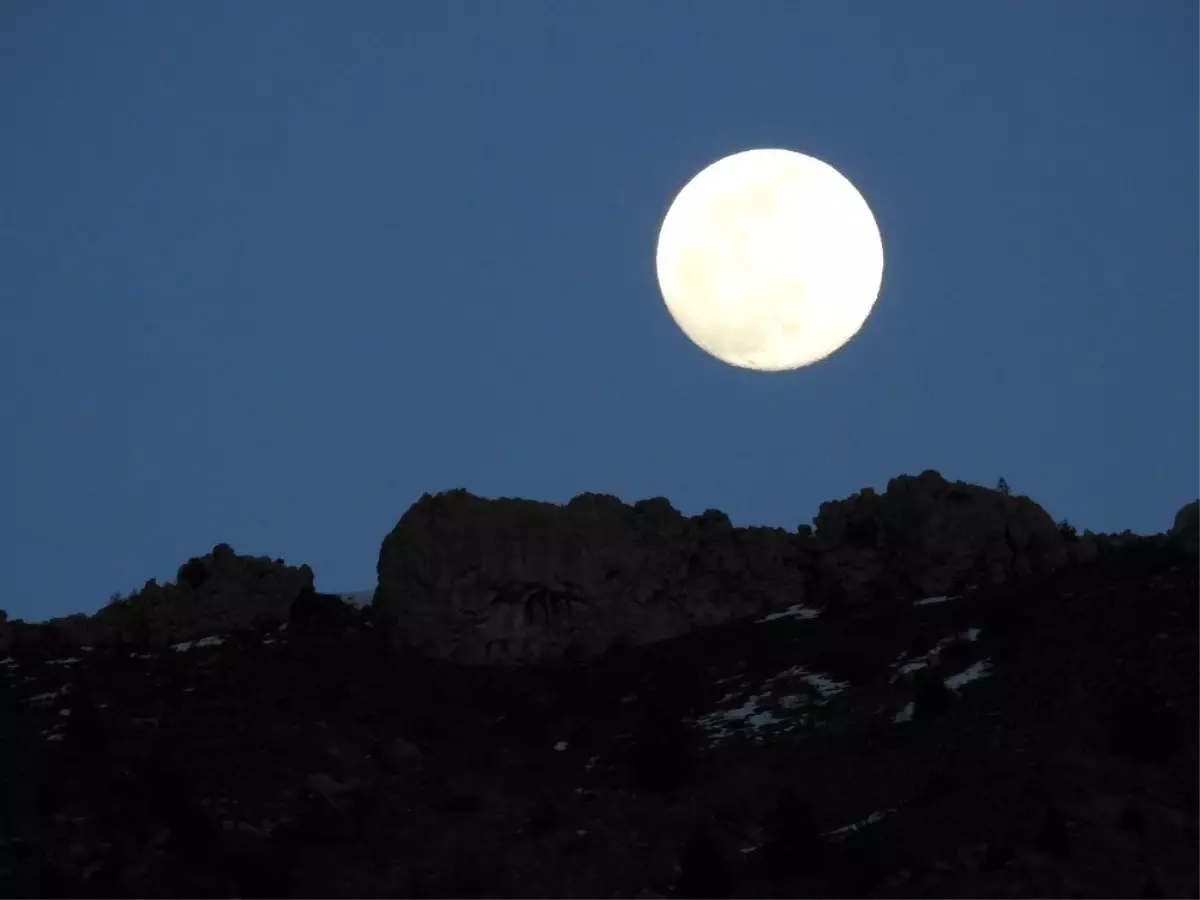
[4,2,1196,622]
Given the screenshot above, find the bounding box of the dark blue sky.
[4,2,1196,622]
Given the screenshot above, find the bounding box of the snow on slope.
[336,588,375,607]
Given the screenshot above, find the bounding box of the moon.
[655,148,884,371]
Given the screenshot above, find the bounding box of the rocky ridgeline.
[808,470,1091,605]
[372,470,1109,665]
[0,544,313,656]
[3,472,1196,665]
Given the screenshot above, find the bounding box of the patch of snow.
[0,657,16,666]
[697,662,847,746]
[893,702,915,724]
[337,588,375,607]
[801,672,849,701]
[944,660,992,692]
[23,690,63,706]
[172,634,225,653]
[756,603,822,624]
[48,657,81,666]
[696,695,785,743]
[553,741,568,751]
[913,595,956,607]
[890,628,983,682]
[824,808,897,840]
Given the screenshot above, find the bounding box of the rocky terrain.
[0,472,1196,898]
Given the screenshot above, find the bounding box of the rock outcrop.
[372,472,1087,665]
[810,470,1089,605]
[4,475,1174,669]
[373,490,810,665]
[1169,499,1199,556]
[93,544,314,647]
[3,545,313,654]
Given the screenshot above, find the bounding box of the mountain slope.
[0,552,1195,898]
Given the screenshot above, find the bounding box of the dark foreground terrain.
[1,554,1196,898]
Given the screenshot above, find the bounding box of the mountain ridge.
[0,472,1195,896]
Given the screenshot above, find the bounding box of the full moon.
[655,148,884,371]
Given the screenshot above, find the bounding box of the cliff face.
[372,490,809,665]
[372,470,1095,665]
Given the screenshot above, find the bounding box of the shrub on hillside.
[177,556,211,590]
[676,822,733,899]
[845,517,880,547]
[760,788,822,879]
[442,857,494,899]
[523,800,561,837]
[1089,531,1192,572]
[1034,806,1072,858]
[912,666,955,721]
[628,703,697,793]
[1109,687,1184,763]
[829,815,911,898]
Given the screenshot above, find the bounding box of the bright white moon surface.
[655,148,884,371]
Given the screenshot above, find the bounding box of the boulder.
[372,489,811,665]
[809,470,1069,605]
[1169,500,1199,556]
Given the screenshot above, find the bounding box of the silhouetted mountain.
[0,474,1196,897]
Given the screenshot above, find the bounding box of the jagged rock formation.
[0,545,313,654]
[1,474,1185,667]
[809,469,1095,606]
[1170,499,1199,556]
[373,490,810,665]
[1,473,1197,897]
[373,471,1091,665]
